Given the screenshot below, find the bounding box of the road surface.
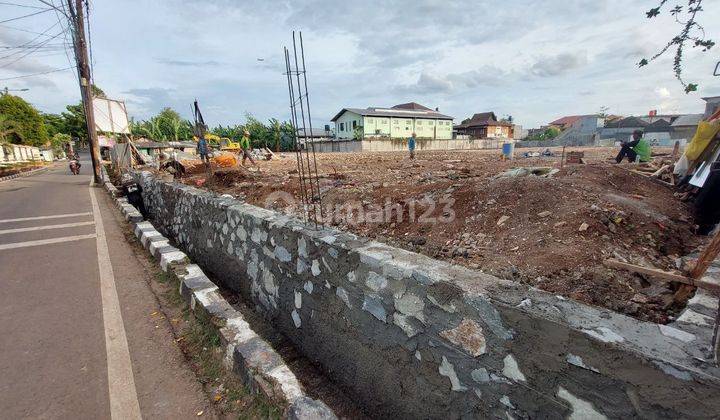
[0,157,213,419]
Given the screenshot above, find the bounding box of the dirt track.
[180,146,701,323]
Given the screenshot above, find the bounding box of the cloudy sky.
[1,0,719,129]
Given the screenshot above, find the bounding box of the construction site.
[169,146,702,324]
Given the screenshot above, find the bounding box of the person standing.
[615,129,651,163]
[408,132,416,159]
[240,129,258,167]
[196,135,210,166]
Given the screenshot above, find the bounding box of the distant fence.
[310,137,508,153]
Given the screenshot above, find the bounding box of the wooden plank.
[604,259,720,293]
[690,228,720,280]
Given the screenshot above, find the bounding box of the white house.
[331,102,454,140]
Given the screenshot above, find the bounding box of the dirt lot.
[177,146,701,324]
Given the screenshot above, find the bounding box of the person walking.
[615,129,651,163]
[240,129,258,168]
[408,132,416,159]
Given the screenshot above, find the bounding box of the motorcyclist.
[69,154,81,174]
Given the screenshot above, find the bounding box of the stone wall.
[135,170,720,419]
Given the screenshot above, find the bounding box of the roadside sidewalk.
[95,185,218,419]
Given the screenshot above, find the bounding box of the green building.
[331,102,454,140]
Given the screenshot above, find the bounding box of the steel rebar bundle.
[283,31,323,227]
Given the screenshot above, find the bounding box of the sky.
[1,0,719,130]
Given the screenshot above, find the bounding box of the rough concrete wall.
[135,171,720,419]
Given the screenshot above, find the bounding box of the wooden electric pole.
[67,0,102,183]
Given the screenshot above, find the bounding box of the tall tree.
[0,94,48,146]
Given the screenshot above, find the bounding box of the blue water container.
[502,142,514,160]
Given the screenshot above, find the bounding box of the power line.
[0,2,48,8]
[0,8,52,24]
[0,65,73,80]
[0,30,65,67]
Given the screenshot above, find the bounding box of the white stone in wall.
[676,309,714,326]
[297,258,308,274]
[557,387,607,420]
[502,355,527,382]
[336,287,351,308]
[393,313,419,337]
[237,226,247,241]
[298,237,308,258]
[295,291,302,309]
[291,310,302,328]
[362,295,387,322]
[311,260,321,276]
[566,354,600,373]
[500,396,514,409]
[581,327,625,343]
[658,325,696,343]
[366,271,388,292]
[394,293,425,323]
[274,245,292,262]
[438,357,467,392]
[347,271,357,283]
[471,368,490,383]
[303,281,313,294]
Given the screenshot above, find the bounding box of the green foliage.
[0,94,48,146]
[210,113,296,151]
[130,107,193,142]
[61,103,87,141]
[49,133,71,155]
[353,125,364,141]
[0,114,23,143]
[42,113,65,138]
[527,126,561,141]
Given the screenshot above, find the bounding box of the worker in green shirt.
[615,129,651,163]
[239,129,257,167]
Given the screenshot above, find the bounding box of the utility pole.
[67,0,102,183]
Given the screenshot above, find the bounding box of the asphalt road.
[0,157,213,419]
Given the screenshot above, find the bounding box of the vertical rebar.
[283,31,323,228]
[298,31,324,221]
[284,47,309,223]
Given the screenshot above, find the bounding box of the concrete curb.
[0,165,50,183]
[100,171,336,419]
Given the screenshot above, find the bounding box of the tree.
[130,107,193,141]
[527,126,561,141]
[42,113,66,138]
[49,133,71,155]
[0,114,23,143]
[0,94,48,146]
[639,0,714,93]
[61,103,87,142]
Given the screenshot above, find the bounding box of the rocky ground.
[175,146,701,323]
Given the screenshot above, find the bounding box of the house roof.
[549,115,583,126]
[671,113,704,127]
[604,116,649,129]
[392,102,434,111]
[331,103,453,122]
[644,119,673,133]
[455,112,513,128]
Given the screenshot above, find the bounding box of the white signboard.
[92,97,130,134]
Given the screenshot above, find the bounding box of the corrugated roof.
[392,102,433,111]
[644,119,673,133]
[671,113,703,127]
[331,105,453,122]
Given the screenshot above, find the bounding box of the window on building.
[382,119,388,124]
[406,120,411,125]
[340,122,344,131]
[367,118,374,123]
[429,121,434,126]
[353,120,357,129]
[393,120,399,125]
[417,120,423,125]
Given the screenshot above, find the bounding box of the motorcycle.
[69,159,81,175]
